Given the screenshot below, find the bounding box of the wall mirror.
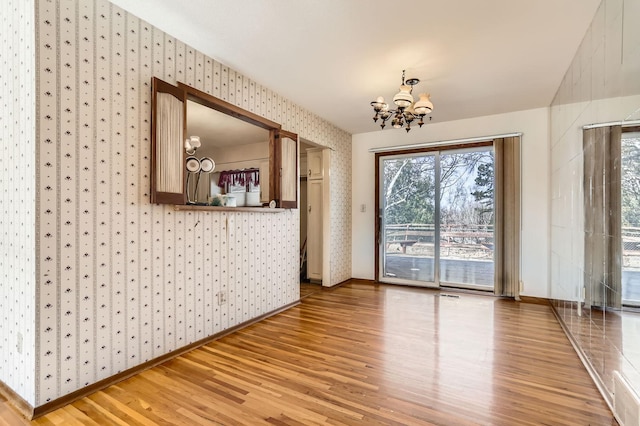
[151,77,298,209]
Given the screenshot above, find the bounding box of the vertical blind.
[494,136,521,297]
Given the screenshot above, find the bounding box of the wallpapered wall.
[34,0,351,406]
[0,0,37,405]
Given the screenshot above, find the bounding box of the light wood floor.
[300,282,322,299]
[1,281,616,425]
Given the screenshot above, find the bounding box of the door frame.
[374,141,494,285]
[300,140,332,286]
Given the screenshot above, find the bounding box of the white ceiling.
[110,0,601,135]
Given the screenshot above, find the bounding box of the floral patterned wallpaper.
[31,0,351,406]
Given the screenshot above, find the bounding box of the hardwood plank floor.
[300,282,322,299]
[2,281,616,425]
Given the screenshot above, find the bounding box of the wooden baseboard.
[349,278,377,285]
[31,300,299,419]
[323,277,361,288]
[318,278,352,288]
[519,296,550,305]
[0,379,35,420]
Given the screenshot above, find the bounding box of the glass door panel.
[380,153,437,286]
[439,148,494,289]
[622,132,640,306]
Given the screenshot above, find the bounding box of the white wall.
[352,108,551,298]
[0,0,37,406]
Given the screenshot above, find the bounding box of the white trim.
[583,120,640,130]
[367,132,523,153]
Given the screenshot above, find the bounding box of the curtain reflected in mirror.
[583,127,640,311]
[583,125,622,310]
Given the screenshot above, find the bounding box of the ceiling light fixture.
[370,70,433,132]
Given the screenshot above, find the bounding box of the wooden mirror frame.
[151,77,298,209]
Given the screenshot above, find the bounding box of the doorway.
[300,139,330,297]
[377,145,495,291]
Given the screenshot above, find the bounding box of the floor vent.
[613,371,640,426]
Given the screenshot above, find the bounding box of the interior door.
[307,179,323,281]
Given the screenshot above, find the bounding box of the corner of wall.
[0,0,37,407]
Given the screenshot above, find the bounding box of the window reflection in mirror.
[185,99,271,206]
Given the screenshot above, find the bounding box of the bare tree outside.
[621,134,640,303]
[383,151,493,227]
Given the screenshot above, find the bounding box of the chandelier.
[370,70,433,132]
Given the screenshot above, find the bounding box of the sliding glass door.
[622,131,640,306]
[379,146,495,290]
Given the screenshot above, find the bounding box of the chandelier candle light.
[370,70,433,132]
